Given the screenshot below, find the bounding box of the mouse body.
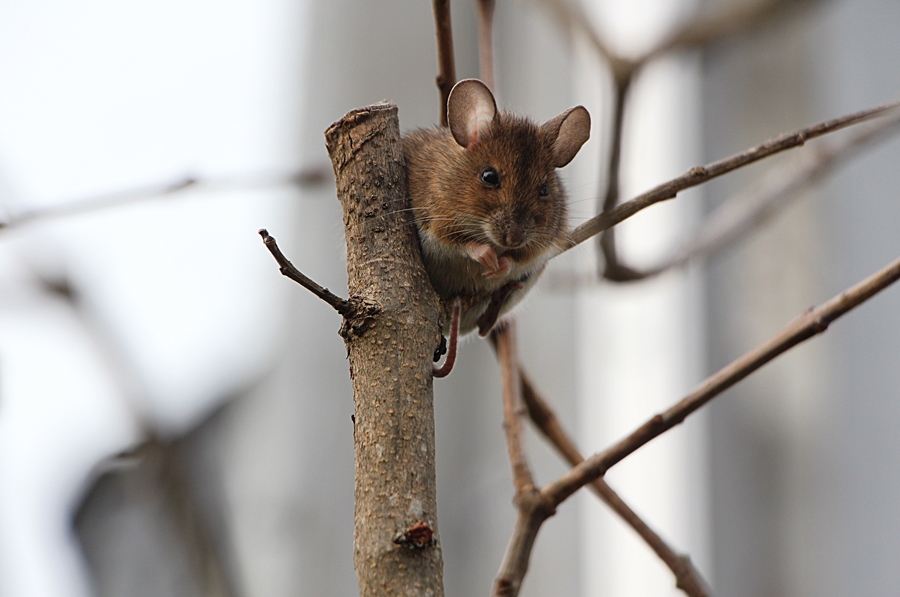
[402,79,590,373]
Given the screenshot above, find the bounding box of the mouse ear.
[448,79,497,148]
[542,106,591,168]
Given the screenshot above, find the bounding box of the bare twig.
[489,248,900,596]
[542,250,900,506]
[0,166,328,233]
[476,0,497,91]
[432,0,457,126]
[518,370,712,597]
[566,101,900,250]
[598,73,644,281]
[638,111,900,277]
[494,320,533,492]
[491,320,553,597]
[258,228,353,316]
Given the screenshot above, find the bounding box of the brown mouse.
[401,79,590,377]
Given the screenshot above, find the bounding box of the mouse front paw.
[465,243,511,278]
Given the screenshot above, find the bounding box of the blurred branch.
[598,73,643,281]
[517,370,712,597]
[647,0,823,60]
[432,0,457,126]
[538,0,635,81]
[477,0,497,91]
[0,166,329,234]
[258,229,353,316]
[542,249,900,506]
[565,101,900,250]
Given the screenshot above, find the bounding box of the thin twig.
[542,250,900,506]
[258,228,353,316]
[637,111,900,277]
[432,0,457,126]
[491,320,552,597]
[494,320,534,493]
[598,73,644,281]
[0,167,329,233]
[476,0,497,91]
[565,101,900,250]
[518,370,712,597]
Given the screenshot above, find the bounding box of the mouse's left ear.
[543,106,591,168]
[448,79,497,148]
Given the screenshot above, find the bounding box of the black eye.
[480,167,500,188]
[539,181,549,197]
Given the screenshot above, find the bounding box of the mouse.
[401,78,590,377]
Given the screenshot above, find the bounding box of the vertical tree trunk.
[325,103,445,597]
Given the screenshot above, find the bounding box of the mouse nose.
[503,223,525,248]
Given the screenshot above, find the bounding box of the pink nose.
[504,226,524,248]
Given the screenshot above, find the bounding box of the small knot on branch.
[392,521,436,550]
[688,166,708,178]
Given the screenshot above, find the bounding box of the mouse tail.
[432,299,461,379]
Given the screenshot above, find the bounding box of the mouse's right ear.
[448,79,497,148]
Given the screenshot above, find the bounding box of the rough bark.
[325,103,445,597]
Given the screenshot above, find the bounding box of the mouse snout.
[490,213,530,249]
[503,223,525,248]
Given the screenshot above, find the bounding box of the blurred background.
[0,0,899,596]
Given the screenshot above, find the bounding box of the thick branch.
[432,0,457,126]
[324,103,445,597]
[566,102,900,250]
[258,228,353,316]
[543,250,900,506]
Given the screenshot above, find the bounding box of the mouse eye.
[480,167,500,188]
[539,181,549,198]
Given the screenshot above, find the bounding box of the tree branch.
[258,228,354,316]
[324,103,445,597]
[477,0,497,91]
[518,370,712,597]
[647,0,822,61]
[432,0,457,126]
[565,101,900,250]
[542,250,900,506]
[637,110,900,277]
[491,319,553,597]
[0,167,328,233]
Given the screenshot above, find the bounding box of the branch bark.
[543,250,900,505]
[491,321,553,597]
[324,103,445,597]
[518,370,712,597]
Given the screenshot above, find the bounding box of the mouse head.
[446,79,590,262]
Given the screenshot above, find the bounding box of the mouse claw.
[465,243,510,278]
[483,256,511,278]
